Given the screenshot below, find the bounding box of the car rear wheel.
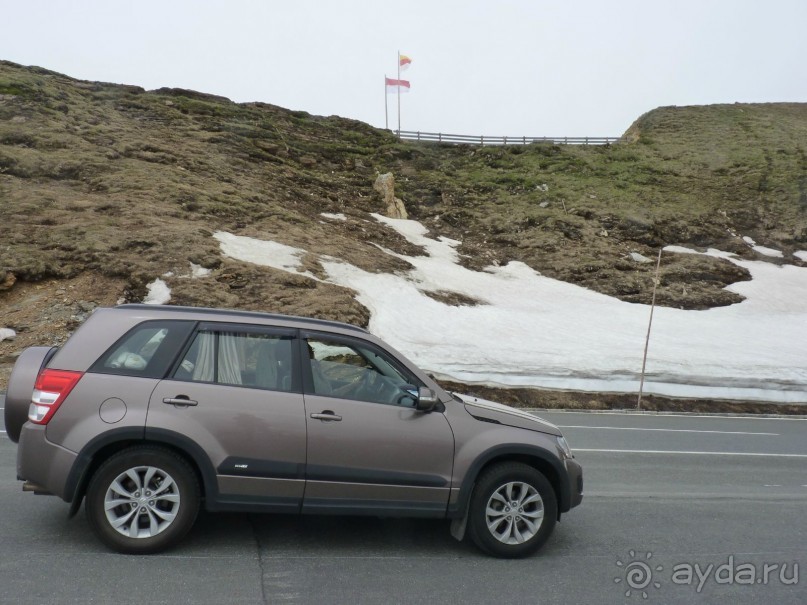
[85,446,199,554]
[467,462,557,558]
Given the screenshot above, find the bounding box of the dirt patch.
[436,380,807,415]
[0,274,127,388]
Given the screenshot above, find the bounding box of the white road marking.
[534,410,807,421]
[558,425,778,435]
[574,448,807,458]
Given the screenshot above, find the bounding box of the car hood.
[456,393,562,436]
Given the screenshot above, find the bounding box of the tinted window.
[91,320,195,379]
[175,330,295,392]
[306,338,417,406]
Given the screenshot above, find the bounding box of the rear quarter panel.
[45,374,158,452]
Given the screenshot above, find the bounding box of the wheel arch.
[66,428,218,518]
[449,445,570,522]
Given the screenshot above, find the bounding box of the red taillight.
[29,369,83,425]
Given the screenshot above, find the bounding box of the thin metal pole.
[397,50,401,137]
[384,74,388,130]
[638,249,663,410]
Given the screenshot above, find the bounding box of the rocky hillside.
[2,60,806,407]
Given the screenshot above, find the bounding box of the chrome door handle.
[163,396,198,407]
[310,411,342,421]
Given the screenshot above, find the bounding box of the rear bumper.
[17,423,77,502]
[564,458,583,509]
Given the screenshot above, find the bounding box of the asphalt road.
[1,396,805,604]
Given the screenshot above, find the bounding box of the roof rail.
[115,304,368,333]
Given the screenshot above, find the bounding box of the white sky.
[3,0,806,136]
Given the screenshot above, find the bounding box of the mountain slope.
[2,61,806,408]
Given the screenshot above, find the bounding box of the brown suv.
[5,305,582,558]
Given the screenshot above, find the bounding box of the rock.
[0,271,16,291]
[353,159,372,174]
[373,173,408,219]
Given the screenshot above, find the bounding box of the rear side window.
[173,329,297,392]
[90,321,195,379]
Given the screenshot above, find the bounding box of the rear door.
[300,332,454,517]
[147,322,307,512]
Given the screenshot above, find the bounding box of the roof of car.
[115,304,369,334]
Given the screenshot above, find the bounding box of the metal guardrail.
[394,130,620,146]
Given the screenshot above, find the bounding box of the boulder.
[373,173,408,219]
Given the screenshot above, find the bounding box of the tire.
[85,446,200,554]
[467,462,557,558]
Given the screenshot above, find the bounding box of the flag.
[385,77,410,94]
[399,54,412,71]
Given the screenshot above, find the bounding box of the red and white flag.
[399,54,412,71]
[385,77,410,94]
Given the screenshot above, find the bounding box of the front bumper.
[17,423,77,502]
[565,458,583,509]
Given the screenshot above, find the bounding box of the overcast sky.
[3,0,806,136]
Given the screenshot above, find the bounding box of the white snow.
[628,252,652,263]
[214,231,317,279]
[741,235,784,258]
[143,279,171,305]
[796,251,807,261]
[321,213,347,221]
[0,328,16,342]
[752,246,784,258]
[190,263,211,278]
[214,218,807,404]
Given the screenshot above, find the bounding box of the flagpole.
[384,75,389,130]
[396,50,401,137]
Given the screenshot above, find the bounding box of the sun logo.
[615,550,663,599]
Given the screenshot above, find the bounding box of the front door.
[300,333,455,516]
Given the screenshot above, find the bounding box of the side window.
[91,321,195,379]
[175,329,294,392]
[306,338,417,406]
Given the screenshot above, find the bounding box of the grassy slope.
[1,62,806,402]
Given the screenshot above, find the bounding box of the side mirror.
[415,386,439,412]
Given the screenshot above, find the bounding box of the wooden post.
[638,249,663,410]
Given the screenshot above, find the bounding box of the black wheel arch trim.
[65,427,220,517]
[447,444,571,518]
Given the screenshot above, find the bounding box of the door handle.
[163,396,198,407]
[310,411,342,422]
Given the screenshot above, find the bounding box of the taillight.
[29,369,83,425]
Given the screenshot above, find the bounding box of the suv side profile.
[5,305,582,558]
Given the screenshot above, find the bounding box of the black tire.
[467,462,557,558]
[85,446,200,554]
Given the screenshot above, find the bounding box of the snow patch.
[214,231,317,279]
[0,328,16,342]
[795,251,807,261]
[741,235,783,258]
[752,246,783,258]
[628,252,652,263]
[143,279,171,305]
[321,213,346,221]
[190,263,211,278]
[213,221,807,403]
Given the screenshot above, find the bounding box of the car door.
[300,332,455,517]
[147,322,307,512]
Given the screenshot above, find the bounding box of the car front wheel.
[85,446,200,554]
[468,462,557,558]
